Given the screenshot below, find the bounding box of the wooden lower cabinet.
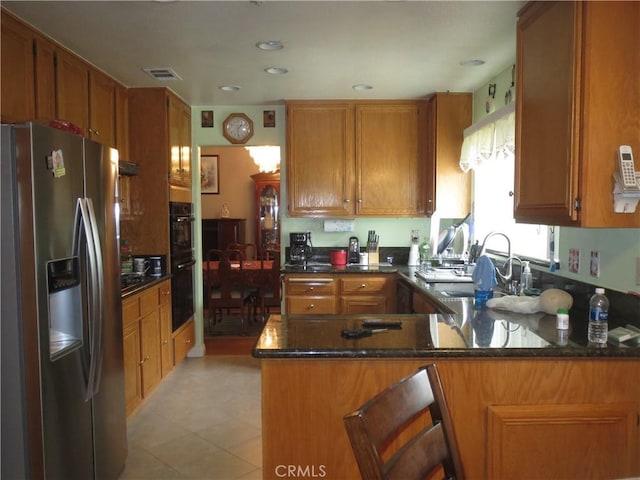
[340,274,395,314]
[285,273,395,314]
[122,280,174,417]
[159,282,173,377]
[285,275,338,314]
[260,358,640,480]
[413,290,446,314]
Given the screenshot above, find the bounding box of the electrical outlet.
[568,248,580,273]
[589,251,600,277]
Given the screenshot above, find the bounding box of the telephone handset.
[615,145,640,191]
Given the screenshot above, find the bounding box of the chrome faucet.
[479,232,513,284]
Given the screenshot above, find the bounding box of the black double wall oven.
[169,201,195,331]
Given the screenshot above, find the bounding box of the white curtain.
[459,102,515,172]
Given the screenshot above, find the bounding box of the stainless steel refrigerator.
[1,123,127,479]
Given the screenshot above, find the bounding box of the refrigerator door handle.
[85,198,105,396]
[74,198,104,401]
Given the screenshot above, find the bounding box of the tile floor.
[119,355,263,480]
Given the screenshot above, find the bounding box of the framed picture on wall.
[201,154,219,194]
[201,110,214,128]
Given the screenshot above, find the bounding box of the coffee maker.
[289,232,313,265]
[347,236,360,264]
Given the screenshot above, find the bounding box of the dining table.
[203,259,275,289]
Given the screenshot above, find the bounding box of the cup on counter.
[133,257,149,274]
[474,289,493,309]
[359,252,368,265]
[149,256,162,277]
[330,249,347,266]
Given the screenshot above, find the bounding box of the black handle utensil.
[341,328,388,339]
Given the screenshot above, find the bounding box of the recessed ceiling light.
[264,66,288,75]
[352,84,373,91]
[256,41,283,51]
[219,85,241,92]
[460,59,486,67]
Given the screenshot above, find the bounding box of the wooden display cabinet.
[201,218,246,258]
[251,171,280,254]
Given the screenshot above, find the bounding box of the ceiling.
[3,1,525,106]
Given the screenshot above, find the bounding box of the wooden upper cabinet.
[55,48,89,134]
[286,101,355,217]
[34,37,56,121]
[426,93,472,218]
[356,102,426,216]
[115,84,129,161]
[88,68,116,147]
[1,11,35,123]
[286,100,427,217]
[515,1,640,227]
[168,94,192,186]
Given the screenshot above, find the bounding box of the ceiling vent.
[142,67,182,81]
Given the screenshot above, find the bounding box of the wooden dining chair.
[343,364,464,480]
[227,242,257,261]
[253,247,282,322]
[206,248,250,333]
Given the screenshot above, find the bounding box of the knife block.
[368,249,379,265]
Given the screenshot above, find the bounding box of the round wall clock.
[222,113,254,144]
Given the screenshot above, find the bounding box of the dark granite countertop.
[282,262,398,274]
[253,266,639,358]
[121,274,171,299]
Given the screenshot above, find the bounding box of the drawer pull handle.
[308,287,314,292]
[308,304,315,310]
[360,283,367,289]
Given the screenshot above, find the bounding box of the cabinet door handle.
[185,339,191,344]
[139,355,150,365]
[162,340,169,345]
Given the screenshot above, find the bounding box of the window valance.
[459,102,515,172]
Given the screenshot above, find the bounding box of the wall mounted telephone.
[615,145,640,190]
[613,145,640,213]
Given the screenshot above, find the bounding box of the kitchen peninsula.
[253,274,640,480]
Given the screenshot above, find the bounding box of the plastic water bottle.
[588,288,609,344]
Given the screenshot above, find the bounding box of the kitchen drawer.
[287,296,337,314]
[340,275,389,295]
[139,286,159,317]
[285,275,336,296]
[122,296,140,329]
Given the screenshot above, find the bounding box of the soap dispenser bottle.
[521,261,533,293]
[408,230,420,266]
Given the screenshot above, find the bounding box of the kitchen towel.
[472,254,498,290]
